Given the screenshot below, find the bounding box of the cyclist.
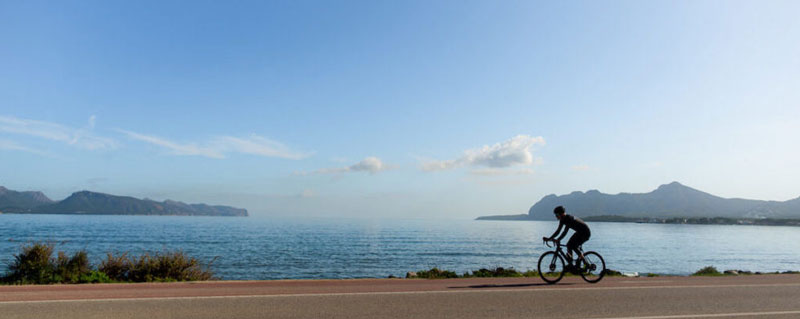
[543,206,591,273]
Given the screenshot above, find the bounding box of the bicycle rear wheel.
[538,251,565,284]
[579,251,606,283]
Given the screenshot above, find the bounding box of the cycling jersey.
[550,214,590,241]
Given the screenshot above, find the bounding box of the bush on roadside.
[2,242,57,284]
[693,266,722,276]
[127,251,215,282]
[98,252,130,281]
[54,250,92,284]
[78,270,114,284]
[464,267,524,278]
[1,243,97,284]
[415,267,458,279]
[2,243,215,285]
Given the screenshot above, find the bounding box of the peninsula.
[477,182,800,224]
[0,186,247,217]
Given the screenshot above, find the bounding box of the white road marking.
[1,282,799,304]
[593,310,800,318]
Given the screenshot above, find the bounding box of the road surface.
[1,274,799,318]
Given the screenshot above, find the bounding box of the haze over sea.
[1,214,798,280]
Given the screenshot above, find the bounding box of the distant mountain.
[478,182,800,220]
[0,187,247,217]
[0,186,54,212]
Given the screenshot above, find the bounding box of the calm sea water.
[1,214,799,280]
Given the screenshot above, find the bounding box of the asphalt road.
[2,275,799,318]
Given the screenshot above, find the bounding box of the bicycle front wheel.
[579,251,606,283]
[538,251,565,284]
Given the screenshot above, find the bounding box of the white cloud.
[422,135,546,171]
[572,164,590,171]
[349,157,387,173]
[0,115,117,150]
[301,156,388,175]
[118,130,310,160]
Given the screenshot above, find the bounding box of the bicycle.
[537,238,606,284]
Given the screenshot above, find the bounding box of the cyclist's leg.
[567,233,590,266]
[578,234,591,266]
[566,234,579,265]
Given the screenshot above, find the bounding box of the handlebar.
[542,237,561,247]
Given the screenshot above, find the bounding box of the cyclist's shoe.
[565,264,581,275]
[563,264,576,274]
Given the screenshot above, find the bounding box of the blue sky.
[2,1,799,219]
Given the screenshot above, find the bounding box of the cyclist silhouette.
[543,206,591,272]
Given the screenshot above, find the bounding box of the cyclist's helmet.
[553,206,565,215]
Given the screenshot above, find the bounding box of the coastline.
[476,214,800,226]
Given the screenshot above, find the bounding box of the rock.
[604,269,623,276]
[406,272,418,278]
[622,272,639,277]
[724,270,739,275]
[387,275,397,279]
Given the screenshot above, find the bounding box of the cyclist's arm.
[556,227,569,241]
[548,221,564,240]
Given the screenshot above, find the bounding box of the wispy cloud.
[298,156,388,175]
[118,129,223,158]
[118,130,310,159]
[210,135,309,160]
[0,138,49,156]
[421,135,546,172]
[0,115,117,150]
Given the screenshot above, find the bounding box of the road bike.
[537,238,606,284]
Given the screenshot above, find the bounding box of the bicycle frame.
[545,240,583,264]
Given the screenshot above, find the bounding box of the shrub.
[54,251,92,284]
[99,250,215,282]
[3,242,57,284]
[465,267,523,278]
[415,267,458,279]
[127,251,215,282]
[693,266,722,276]
[2,244,215,285]
[98,252,131,282]
[1,243,98,284]
[78,271,114,284]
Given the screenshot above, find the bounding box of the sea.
[1,214,798,280]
